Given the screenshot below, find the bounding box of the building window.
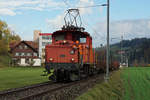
[24,45,27,49]
[42,42,46,46]
[19,45,23,49]
[24,53,27,56]
[27,53,31,56]
[42,42,51,46]
[42,36,52,40]
[42,36,45,40]
[21,53,25,56]
[33,53,37,56]
[15,53,19,56]
[19,53,21,56]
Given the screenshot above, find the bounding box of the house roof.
[9,41,38,52]
[9,42,19,49]
[24,41,38,49]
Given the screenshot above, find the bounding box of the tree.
[0,20,10,54]
[9,34,21,44]
[0,20,21,55]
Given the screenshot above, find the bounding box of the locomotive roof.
[53,30,92,38]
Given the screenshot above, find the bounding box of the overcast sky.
[0,0,150,47]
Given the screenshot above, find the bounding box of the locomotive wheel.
[57,69,64,82]
[64,70,70,82]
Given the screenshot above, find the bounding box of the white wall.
[19,58,41,66]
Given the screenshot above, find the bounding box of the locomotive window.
[80,38,86,43]
[55,35,65,41]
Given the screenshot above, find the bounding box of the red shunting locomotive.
[45,26,97,81]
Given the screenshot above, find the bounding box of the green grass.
[0,67,48,91]
[122,67,150,100]
[76,70,123,100]
[76,67,150,100]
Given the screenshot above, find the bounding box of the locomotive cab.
[52,30,89,44]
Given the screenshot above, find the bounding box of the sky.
[0,0,150,47]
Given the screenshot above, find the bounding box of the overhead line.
[81,17,106,41]
[62,0,71,8]
[77,4,107,8]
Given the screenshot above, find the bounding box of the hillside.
[112,38,150,66]
[96,38,150,66]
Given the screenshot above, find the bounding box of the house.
[10,41,41,66]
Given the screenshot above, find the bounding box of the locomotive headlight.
[63,40,67,43]
[49,58,53,61]
[71,58,75,61]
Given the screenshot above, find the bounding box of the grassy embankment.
[76,67,150,100]
[0,67,48,91]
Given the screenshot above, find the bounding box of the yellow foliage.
[0,40,8,54]
[0,19,21,55]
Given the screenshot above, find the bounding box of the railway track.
[0,74,105,100]
[0,81,58,100]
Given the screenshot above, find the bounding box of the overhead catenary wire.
[87,13,106,39]
[82,11,106,40]
[81,16,106,46]
[62,0,71,8]
[77,4,107,8]
[62,0,107,9]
